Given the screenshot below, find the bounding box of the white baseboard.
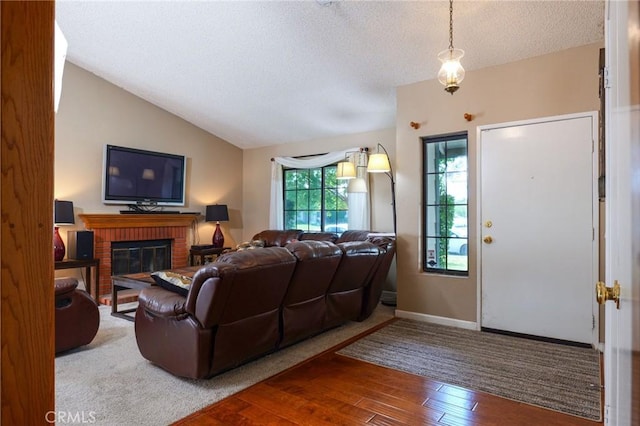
[395,310,478,330]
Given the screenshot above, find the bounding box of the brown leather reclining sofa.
[134,230,396,379]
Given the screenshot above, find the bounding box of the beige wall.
[242,128,396,240]
[395,43,602,322]
[54,63,243,261]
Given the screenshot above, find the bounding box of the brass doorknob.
[596,281,620,309]
[483,236,493,244]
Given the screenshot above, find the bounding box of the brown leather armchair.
[55,277,100,354]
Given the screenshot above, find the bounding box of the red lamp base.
[212,222,224,248]
[53,226,65,261]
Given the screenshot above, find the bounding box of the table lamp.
[54,200,75,261]
[206,204,229,248]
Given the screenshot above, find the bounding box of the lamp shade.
[367,153,391,173]
[336,161,356,179]
[54,200,75,225]
[205,204,229,222]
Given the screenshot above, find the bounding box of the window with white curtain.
[270,147,370,232]
[283,165,349,233]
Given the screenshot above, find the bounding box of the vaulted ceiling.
[55,1,605,149]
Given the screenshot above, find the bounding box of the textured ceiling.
[55,1,604,149]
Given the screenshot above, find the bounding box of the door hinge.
[603,66,611,89]
[592,314,596,330]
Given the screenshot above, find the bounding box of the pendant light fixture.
[437,0,465,94]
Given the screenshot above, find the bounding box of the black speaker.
[67,230,94,260]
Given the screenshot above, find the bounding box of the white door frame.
[602,1,638,423]
[476,112,600,347]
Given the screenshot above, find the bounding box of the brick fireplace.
[78,214,196,301]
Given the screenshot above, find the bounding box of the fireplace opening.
[111,239,172,276]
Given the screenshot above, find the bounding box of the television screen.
[102,144,186,206]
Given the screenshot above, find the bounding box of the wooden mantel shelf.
[78,213,200,229]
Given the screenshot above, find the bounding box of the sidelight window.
[423,133,468,275]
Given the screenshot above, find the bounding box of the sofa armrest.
[138,287,189,320]
[55,277,79,297]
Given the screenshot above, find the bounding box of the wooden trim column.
[1,1,55,423]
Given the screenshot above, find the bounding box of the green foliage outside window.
[284,166,348,232]
[438,193,456,266]
[423,133,468,275]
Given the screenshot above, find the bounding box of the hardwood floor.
[174,320,602,426]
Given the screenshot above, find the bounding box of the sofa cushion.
[285,240,342,260]
[335,230,371,243]
[252,229,303,247]
[234,239,266,251]
[299,232,339,243]
[151,271,192,297]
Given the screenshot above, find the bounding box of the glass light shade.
[437,48,465,94]
[347,177,368,193]
[336,161,356,179]
[367,153,391,173]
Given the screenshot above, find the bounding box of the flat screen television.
[102,144,187,207]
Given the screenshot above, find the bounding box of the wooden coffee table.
[111,266,200,321]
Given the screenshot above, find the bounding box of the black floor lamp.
[367,143,397,307]
[366,143,397,235]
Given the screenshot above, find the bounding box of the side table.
[189,245,230,266]
[55,258,100,304]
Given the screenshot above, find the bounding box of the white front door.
[602,1,638,424]
[479,113,598,345]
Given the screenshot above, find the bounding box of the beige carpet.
[55,303,394,426]
[338,319,602,421]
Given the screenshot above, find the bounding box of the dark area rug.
[337,319,601,421]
